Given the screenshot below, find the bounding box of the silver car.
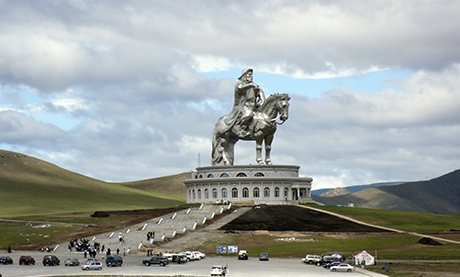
[81,260,102,270]
[330,263,354,272]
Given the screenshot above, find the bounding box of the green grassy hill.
[117,172,190,202]
[313,169,460,214]
[0,149,184,217]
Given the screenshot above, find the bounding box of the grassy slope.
[116,172,190,201]
[0,149,183,217]
[306,204,460,232]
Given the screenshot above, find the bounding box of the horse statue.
[212,93,290,166]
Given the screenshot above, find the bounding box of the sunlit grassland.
[304,204,460,232]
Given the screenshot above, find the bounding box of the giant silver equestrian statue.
[212,68,290,166]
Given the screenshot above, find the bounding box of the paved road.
[0,251,386,277]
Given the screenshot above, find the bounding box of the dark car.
[318,255,342,266]
[65,258,80,266]
[171,254,188,264]
[106,255,123,267]
[43,255,60,266]
[238,250,248,260]
[142,256,169,266]
[0,256,13,265]
[259,252,269,261]
[19,255,35,265]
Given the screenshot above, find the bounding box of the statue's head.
[238,68,253,82]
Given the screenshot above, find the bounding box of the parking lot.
[0,251,387,277]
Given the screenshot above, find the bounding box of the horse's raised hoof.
[265,160,272,165]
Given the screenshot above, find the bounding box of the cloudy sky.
[1,0,460,189]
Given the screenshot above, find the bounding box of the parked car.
[330,263,354,272]
[0,256,13,265]
[259,252,269,261]
[19,256,35,265]
[172,254,188,264]
[318,255,342,266]
[302,254,321,264]
[324,261,341,269]
[105,255,123,267]
[142,256,169,266]
[64,258,80,266]
[238,250,248,260]
[81,260,102,270]
[43,255,60,266]
[192,250,206,259]
[180,251,201,261]
[210,264,228,276]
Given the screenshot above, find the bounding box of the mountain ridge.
[313,169,460,214]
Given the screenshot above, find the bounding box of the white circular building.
[184,165,312,205]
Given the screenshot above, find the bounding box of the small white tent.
[353,250,375,266]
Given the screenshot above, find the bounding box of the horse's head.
[258,93,291,125]
[277,93,290,123]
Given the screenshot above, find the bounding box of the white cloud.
[191,55,232,73]
[1,0,460,188]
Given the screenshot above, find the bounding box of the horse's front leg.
[255,137,264,165]
[264,134,274,165]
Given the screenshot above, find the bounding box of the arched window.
[232,188,238,198]
[264,187,270,198]
[253,187,260,198]
[207,174,214,178]
[254,172,265,177]
[199,174,203,178]
[284,187,288,198]
[242,187,249,198]
[236,172,247,177]
[192,189,196,200]
[221,188,228,198]
[197,189,202,199]
[204,188,209,199]
[212,188,218,198]
[274,187,280,198]
[220,173,229,178]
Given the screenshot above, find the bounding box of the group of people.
[146,231,155,241]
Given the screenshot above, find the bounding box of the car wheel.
[145,262,150,266]
[332,268,336,272]
[98,267,102,270]
[347,269,352,272]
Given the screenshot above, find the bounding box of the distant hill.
[313,170,460,214]
[117,172,190,201]
[0,149,184,217]
[312,181,404,196]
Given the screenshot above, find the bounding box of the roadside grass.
[367,262,460,277]
[304,203,460,232]
[201,232,460,260]
[0,221,80,249]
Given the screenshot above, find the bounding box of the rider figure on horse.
[226,68,265,137]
